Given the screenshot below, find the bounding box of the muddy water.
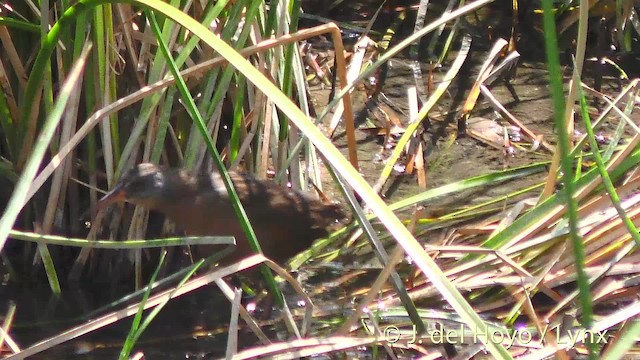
[318,60,554,210]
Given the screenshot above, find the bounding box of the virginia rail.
[98,163,344,264]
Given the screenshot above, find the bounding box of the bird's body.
[99,163,344,264]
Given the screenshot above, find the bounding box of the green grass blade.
[542,1,592,354]
[0,43,93,291]
[145,8,285,306]
[576,71,640,246]
[120,251,167,359]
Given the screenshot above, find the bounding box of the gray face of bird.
[125,171,166,200]
[96,164,168,211]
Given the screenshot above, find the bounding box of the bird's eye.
[126,178,148,194]
[125,172,165,196]
[152,172,164,188]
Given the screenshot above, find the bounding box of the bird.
[97,163,345,265]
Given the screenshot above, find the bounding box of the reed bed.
[0,0,639,359]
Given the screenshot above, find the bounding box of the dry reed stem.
[25,23,357,205]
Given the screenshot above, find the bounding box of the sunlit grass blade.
[372,33,471,193]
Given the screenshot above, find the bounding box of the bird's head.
[97,163,174,211]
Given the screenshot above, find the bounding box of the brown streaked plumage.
[98,163,344,264]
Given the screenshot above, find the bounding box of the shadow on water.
[2,271,238,359]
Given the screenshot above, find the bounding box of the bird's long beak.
[97,182,128,212]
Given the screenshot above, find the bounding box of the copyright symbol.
[384,326,401,343]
